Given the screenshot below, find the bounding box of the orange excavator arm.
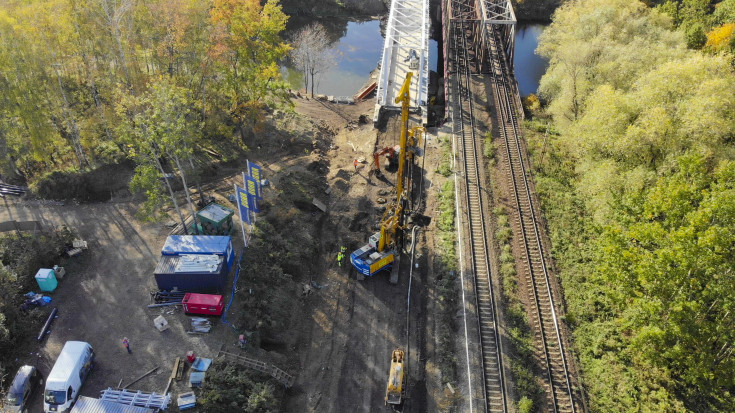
[372,146,397,175]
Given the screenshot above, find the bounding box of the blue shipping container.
[161,235,235,273]
[153,255,227,293]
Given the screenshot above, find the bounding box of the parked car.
[2,365,43,412]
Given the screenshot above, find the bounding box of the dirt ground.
[0,198,217,412]
[2,94,453,412]
[282,97,442,412]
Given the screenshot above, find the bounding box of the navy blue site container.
[153,255,227,293]
[161,235,235,273]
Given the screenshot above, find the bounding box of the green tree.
[538,0,686,126]
[532,0,735,410]
[598,155,735,410]
[684,22,708,47]
[209,0,292,142]
[116,77,201,227]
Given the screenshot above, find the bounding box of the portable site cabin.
[153,254,227,293]
[161,235,235,273]
[196,203,234,235]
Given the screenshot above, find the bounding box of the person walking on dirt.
[122,337,131,354]
[354,159,358,172]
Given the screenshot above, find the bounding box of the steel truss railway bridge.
[375,0,584,412]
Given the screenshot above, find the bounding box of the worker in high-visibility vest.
[337,246,347,266]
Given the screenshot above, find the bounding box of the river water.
[513,24,549,96]
[283,20,547,98]
[283,20,384,97]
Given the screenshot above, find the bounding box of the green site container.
[196,203,235,235]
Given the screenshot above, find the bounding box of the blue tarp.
[161,236,235,272]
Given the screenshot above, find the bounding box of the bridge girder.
[374,0,430,124]
[445,0,516,73]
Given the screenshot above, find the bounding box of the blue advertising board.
[247,161,263,199]
[235,184,250,224]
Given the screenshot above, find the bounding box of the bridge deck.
[374,0,430,124]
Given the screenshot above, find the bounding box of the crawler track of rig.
[450,16,507,413]
[485,24,579,413]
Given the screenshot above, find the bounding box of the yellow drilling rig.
[349,72,424,284]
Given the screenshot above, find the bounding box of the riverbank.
[512,0,560,23]
[280,0,387,18]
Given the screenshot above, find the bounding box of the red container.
[182,293,224,316]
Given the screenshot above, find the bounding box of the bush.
[483,131,496,159]
[198,361,283,412]
[0,228,76,381]
[33,161,134,202]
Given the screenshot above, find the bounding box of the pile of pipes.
[189,318,211,334]
[0,183,27,197]
[148,290,186,308]
[175,254,221,273]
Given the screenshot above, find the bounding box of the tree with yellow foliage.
[705,22,735,51]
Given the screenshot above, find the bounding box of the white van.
[43,341,94,413]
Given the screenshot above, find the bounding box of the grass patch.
[435,179,458,384]
[483,131,496,162]
[433,141,460,411]
[436,137,453,178]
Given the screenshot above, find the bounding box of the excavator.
[370,145,399,177]
[350,72,424,283]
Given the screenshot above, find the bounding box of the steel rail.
[451,9,507,412]
[485,23,577,413]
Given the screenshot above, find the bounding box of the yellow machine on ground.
[350,73,424,284]
[385,349,406,407]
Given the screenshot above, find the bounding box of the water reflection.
[283,20,384,97]
[513,24,549,96]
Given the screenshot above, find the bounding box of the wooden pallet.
[171,357,185,381]
[217,350,295,388]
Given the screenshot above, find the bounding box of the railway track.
[450,13,507,413]
[485,23,579,413]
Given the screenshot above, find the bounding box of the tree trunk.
[82,48,113,143]
[310,68,315,98]
[186,151,206,205]
[54,65,88,168]
[153,154,188,234]
[238,121,247,144]
[303,62,309,96]
[173,154,199,234]
[114,28,132,88]
[200,72,207,121]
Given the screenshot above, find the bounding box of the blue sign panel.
[247,161,263,199]
[244,174,260,213]
[235,185,250,224]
